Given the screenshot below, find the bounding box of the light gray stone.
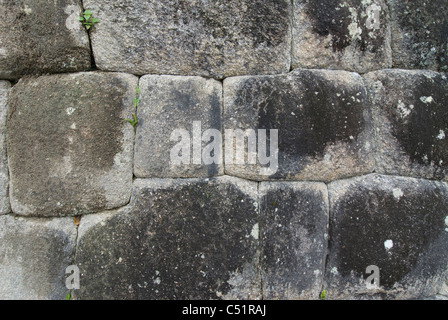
[223,69,374,182]
[134,75,223,178]
[0,215,77,300]
[0,0,91,80]
[364,69,448,181]
[74,176,260,300]
[292,0,392,73]
[388,0,448,71]
[6,72,137,217]
[0,81,10,214]
[326,174,448,299]
[260,182,329,299]
[84,0,292,79]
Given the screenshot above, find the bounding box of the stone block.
[74,176,260,300]
[0,215,76,299]
[364,69,448,181]
[292,0,392,73]
[0,81,10,214]
[6,72,137,216]
[223,69,374,182]
[134,75,223,178]
[388,0,448,71]
[0,0,91,80]
[326,174,448,299]
[260,182,329,299]
[84,0,292,79]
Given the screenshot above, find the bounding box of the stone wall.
[0,0,447,300]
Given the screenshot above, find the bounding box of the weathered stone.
[223,69,374,182]
[0,0,91,80]
[74,176,260,300]
[0,81,10,214]
[134,75,223,178]
[0,215,76,299]
[326,174,448,299]
[260,182,328,299]
[84,0,291,79]
[364,69,448,181]
[292,0,392,73]
[388,0,448,71]
[6,72,137,217]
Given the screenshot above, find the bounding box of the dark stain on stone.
[330,180,448,290]
[385,75,448,177]
[76,180,258,299]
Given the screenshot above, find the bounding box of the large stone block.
[388,0,448,71]
[84,0,291,79]
[6,72,137,217]
[0,215,76,299]
[223,69,374,182]
[292,0,392,73]
[0,0,91,80]
[364,69,448,181]
[0,81,10,214]
[326,174,448,299]
[74,176,260,300]
[134,75,223,178]
[260,182,329,299]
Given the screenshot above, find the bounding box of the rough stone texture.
[6,72,137,217]
[260,182,328,299]
[292,0,392,73]
[0,215,76,300]
[388,0,448,71]
[223,69,374,182]
[0,81,10,214]
[326,174,448,299]
[364,69,448,181]
[134,75,223,178]
[84,0,291,79]
[74,176,260,300]
[0,0,91,80]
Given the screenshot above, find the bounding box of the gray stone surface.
[84,0,291,79]
[292,0,392,73]
[260,182,328,299]
[0,0,91,80]
[0,215,77,300]
[364,69,448,181]
[326,174,448,299]
[223,69,374,182]
[6,72,137,217]
[134,75,223,178]
[0,81,10,214]
[388,0,448,71]
[74,176,260,300]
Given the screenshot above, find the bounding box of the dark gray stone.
[364,69,448,181]
[260,182,329,299]
[388,0,448,71]
[0,81,10,214]
[326,174,448,299]
[6,72,137,216]
[84,0,291,79]
[0,215,77,299]
[134,75,223,178]
[223,69,374,182]
[0,0,91,80]
[74,176,260,300]
[292,0,392,73]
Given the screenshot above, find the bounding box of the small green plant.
[78,9,99,30]
[65,292,71,300]
[125,85,140,129]
[319,290,326,300]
